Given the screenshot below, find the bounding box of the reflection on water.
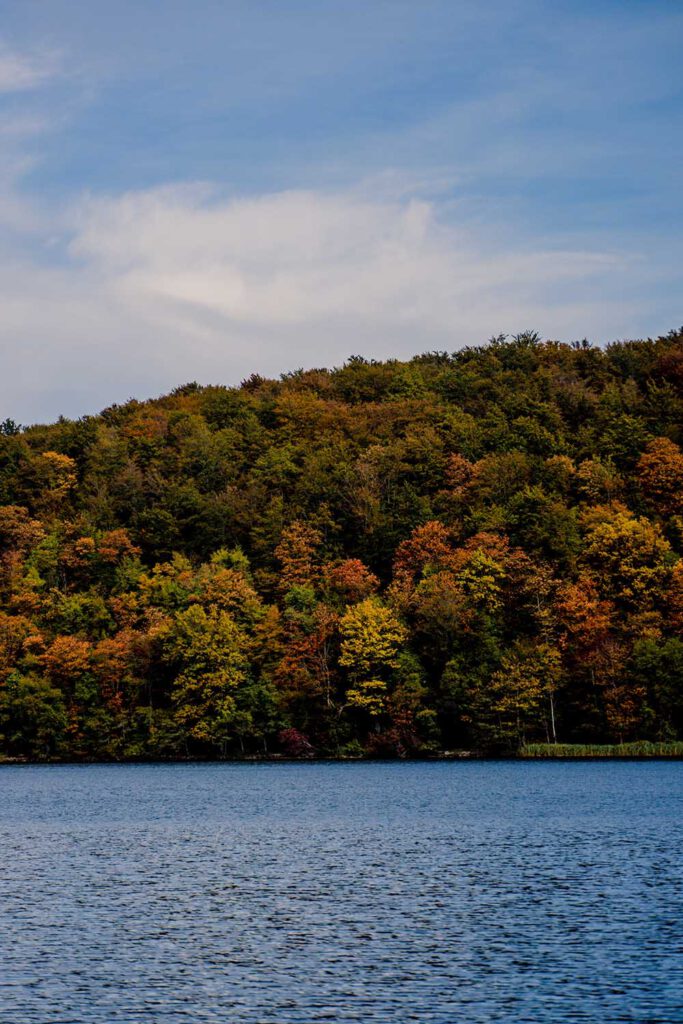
[0,761,681,1023]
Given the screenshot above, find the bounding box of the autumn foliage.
[1,328,683,758]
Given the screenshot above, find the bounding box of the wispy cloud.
[71,184,628,331]
[2,181,670,424]
[0,2,680,422]
[0,43,58,94]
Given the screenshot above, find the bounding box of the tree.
[275,521,322,592]
[42,635,92,688]
[0,419,21,436]
[322,559,379,606]
[1,332,683,760]
[581,504,672,608]
[486,642,562,748]
[35,451,77,509]
[668,560,683,634]
[391,521,455,604]
[195,552,264,627]
[637,437,683,516]
[555,575,613,671]
[345,679,388,717]
[339,598,407,679]
[0,672,67,758]
[576,459,622,503]
[0,506,44,599]
[0,612,34,682]
[410,570,473,662]
[159,605,250,755]
[628,637,683,738]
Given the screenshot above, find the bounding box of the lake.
[0,761,681,1023]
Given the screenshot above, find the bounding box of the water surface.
[1,761,681,1023]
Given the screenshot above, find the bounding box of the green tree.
[159,605,250,756]
[0,672,67,759]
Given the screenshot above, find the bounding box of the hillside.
[1,329,683,759]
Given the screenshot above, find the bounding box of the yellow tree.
[339,598,407,717]
[36,451,77,512]
[488,641,563,748]
[581,504,671,608]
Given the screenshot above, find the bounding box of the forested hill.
[1,329,683,760]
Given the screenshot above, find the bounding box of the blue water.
[0,762,681,1023]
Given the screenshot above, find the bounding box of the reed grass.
[521,741,683,758]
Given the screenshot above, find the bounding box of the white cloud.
[0,181,674,424]
[71,183,633,330]
[0,44,58,93]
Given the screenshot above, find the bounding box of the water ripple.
[0,762,681,1023]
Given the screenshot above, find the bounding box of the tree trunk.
[549,690,557,744]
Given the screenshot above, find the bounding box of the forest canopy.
[1,328,683,759]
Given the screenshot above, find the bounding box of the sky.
[0,0,681,423]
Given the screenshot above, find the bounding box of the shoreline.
[2,750,683,766]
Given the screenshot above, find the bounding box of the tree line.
[1,328,682,759]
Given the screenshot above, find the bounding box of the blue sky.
[0,0,681,422]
